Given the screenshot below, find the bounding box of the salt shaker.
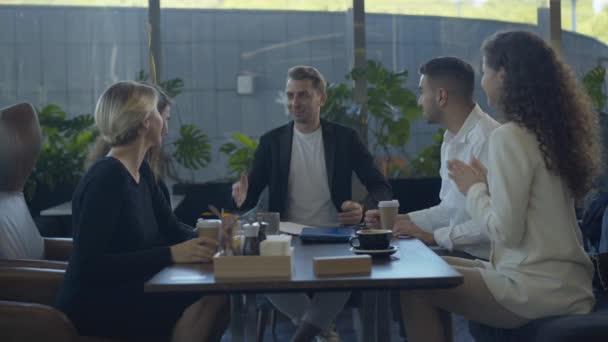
[242,223,260,256]
[258,221,268,242]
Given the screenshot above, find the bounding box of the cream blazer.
[466,123,594,319]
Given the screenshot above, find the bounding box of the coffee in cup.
[196,219,221,242]
[378,200,399,230]
[349,229,392,250]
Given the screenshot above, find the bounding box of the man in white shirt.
[233,66,392,341]
[365,56,499,259]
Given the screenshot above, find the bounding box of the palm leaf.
[172,124,211,170]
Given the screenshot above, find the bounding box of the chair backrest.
[0,267,64,306]
[0,103,45,260]
[600,207,608,254]
[580,192,608,253]
[0,300,78,342]
[0,103,41,192]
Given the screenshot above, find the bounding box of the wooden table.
[146,238,463,341]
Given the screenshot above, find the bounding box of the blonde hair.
[94,81,158,147]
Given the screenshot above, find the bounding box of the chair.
[468,295,608,342]
[0,102,74,263]
[469,197,608,342]
[0,266,115,342]
[0,103,115,341]
[256,296,278,342]
[0,300,79,342]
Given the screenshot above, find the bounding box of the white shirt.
[468,123,594,319]
[284,127,340,227]
[408,104,499,259]
[0,191,44,259]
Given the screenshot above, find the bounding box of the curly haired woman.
[400,30,601,342]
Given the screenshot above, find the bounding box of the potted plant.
[135,71,213,183]
[25,104,97,235]
[348,60,422,178]
[323,61,441,212]
[218,133,259,182]
[170,133,260,224]
[582,65,608,191]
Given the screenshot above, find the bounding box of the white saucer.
[350,245,398,256]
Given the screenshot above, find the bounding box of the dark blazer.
[242,119,392,218]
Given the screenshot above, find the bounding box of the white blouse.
[466,123,594,319]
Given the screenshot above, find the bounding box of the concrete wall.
[1,6,606,182]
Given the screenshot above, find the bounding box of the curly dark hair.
[482,30,601,200]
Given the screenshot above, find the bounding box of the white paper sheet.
[279,221,306,235]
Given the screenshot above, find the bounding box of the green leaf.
[583,66,607,110]
[232,133,257,149]
[218,133,259,180]
[172,124,212,170]
[159,78,184,98]
[410,128,444,177]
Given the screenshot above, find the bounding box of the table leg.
[230,294,245,342]
[245,293,258,341]
[360,290,393,342]
[361,291,377,342]
[376,290,391,341]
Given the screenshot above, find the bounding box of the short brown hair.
[419,56,475,102]
[287,65,327,95]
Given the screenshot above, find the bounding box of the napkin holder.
[313,255,372,277]
[214,236,293,280]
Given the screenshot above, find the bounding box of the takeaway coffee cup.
[196,219,221,242]
[378,200,399,230]
[349,229,392,250]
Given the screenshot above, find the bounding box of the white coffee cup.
[378,200,399,230]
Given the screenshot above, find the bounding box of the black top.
[56,157,196,337]
[241,119,392,215]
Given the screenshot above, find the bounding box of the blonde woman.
[87,81,173,203]
[56,81,228,341]
[401,30,599,342]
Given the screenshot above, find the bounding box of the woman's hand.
[170,237,218,263]
[447,158,487,195]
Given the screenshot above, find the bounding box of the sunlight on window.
[2,0,607,43]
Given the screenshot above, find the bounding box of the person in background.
[399,30,599,342]
[232,66,392,341]
[56,81,229,341]
[365,56,499,260]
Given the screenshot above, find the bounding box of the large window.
[0,1,148,115]
[1,0,606,183]
[159,1,352,181]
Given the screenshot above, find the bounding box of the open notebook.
[279,221,307,235]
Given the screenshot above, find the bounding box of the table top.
[145,238,463,294]
[39,195,185,216]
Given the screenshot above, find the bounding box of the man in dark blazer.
[232,66,391,341]
[233,69,391,226]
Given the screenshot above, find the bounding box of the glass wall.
[0,0,148,116]
[159,1,353,181]
[2,0,607,184]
